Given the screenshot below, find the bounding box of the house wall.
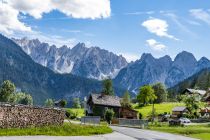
[0,104,65,128]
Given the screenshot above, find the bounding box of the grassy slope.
[133,102,185,118]
[0,123,112,136]
[149,124,210,140]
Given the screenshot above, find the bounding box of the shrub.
[66,110,78,120]
[45,99,54,107]
[60,99,67,108]
[72,98,81,108]
[105,109,114,124]
[139,113,143,119]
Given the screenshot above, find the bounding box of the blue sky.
[1,0,210,62]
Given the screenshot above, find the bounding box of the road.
[110,126,198,140]
[0,126,198,140]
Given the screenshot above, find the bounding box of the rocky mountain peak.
[13,38,128,80]
[115,50,210,92]
[159,55,172,61]
[140,53,154,60]
[174,51,197,63]
[198,57,209,63]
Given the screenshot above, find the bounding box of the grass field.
[133,102,185,118]
[65,108,85,118]
[66,103,186,119]
[148,123,210,140]
[0,123,112,136]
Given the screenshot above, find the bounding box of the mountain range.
[1,35,210,104]
[0,34,125,105]
[13,38,128,80]
[114,52,210,93]
[13,38,210,94]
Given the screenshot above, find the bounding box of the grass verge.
[148,123,210,140]
[0,123,112,136]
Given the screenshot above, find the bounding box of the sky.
[1,0,210,62]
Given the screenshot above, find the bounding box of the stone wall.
[0,104,65,128]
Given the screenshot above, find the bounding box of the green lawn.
[0,123,112,136]
[65,108,85,118]
[148,123,210,140]
[133,102,185,118]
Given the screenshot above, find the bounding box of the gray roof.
[185,88,206,96]
[90,93,121,107]
[172,106,187,112]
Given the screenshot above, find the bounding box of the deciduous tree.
[137,85,156,106]
[73,98,81,108]
[152,83,167,103]
[45,99,54,107]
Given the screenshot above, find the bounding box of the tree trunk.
[152,102,155,124]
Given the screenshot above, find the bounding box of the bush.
[139,113,143,119]
[66,110,78,120]
[60,100,67,108]
[45,99,54,107]
[105,109,114,124]
[8,92,33,105]
[72,98,81,108]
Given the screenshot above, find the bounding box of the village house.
[202,89,210,105]
[182,88,206,101]
[85,93,138,119]
[172,106,188,118]
[200,107,210,118]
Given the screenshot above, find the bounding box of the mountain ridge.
[13,38,128,80]
[12,37,210,95]
[0,34,125,105]
[114,51,210,93]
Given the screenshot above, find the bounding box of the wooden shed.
[119,107,138,119]
[172,106,188,118]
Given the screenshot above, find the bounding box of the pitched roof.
[172,106,187,112]
[184,88,206,96]
[90,93,121,107]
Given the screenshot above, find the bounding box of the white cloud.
[7,0,111,19]
[0,3,31,34]
[186,20,201,26]
[142,18,178,40]
[119,53,139,62]
[190,9,210,25]
[0,0,111,35]
[163,12,196,37]
[146,39,166,51]
[125,11,154,15]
